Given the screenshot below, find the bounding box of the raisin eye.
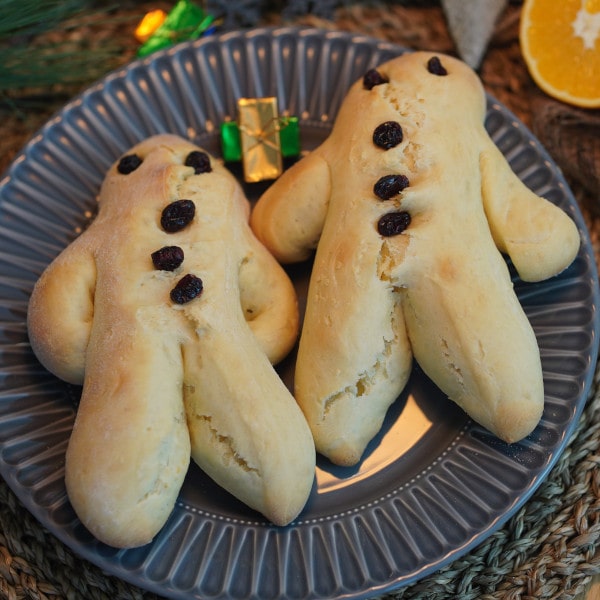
[374,174,410,200]
[363,68,389,90]
[171,274,203,304]
[161,199,196,233]
[373,121,403,150]
[117,154,143,174]
[185,151,212,174]
[427,56,448,76]
[151,246,184,271]
[377,211,411,236]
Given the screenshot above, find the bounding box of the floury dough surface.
[27,134,315,547]
[251,51,580,466]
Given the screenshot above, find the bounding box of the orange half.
[520,0,600,108]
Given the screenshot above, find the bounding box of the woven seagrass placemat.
[0,2,598,599]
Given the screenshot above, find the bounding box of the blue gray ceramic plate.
[0,27,597,600]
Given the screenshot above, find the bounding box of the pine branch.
[0,0,136,95]
[0,0,98,37]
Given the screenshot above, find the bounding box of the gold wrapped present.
[238,97,284,183]
[220,97,300,182]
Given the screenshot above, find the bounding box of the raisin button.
[427,56,448,76]
[171,274,203,304]
[161,199,196,232]
[185,151,212,174]
[373,121,403,150]
[363,68,389,90]
[378,211,411,236]
[151,246,184,271]
[374,174,410,200]
[117,154,143,174]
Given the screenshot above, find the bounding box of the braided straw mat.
[0,2,598,599]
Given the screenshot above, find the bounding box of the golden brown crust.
[28,134,314,546]
[250,151,331,264]
[27,238,95,385]
[251,52,580,462]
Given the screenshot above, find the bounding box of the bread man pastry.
[251,52,580,466]
[28,134,315,547]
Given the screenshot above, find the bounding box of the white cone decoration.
[441,0,509,69]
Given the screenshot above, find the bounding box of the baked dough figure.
[27,134,315,547]
[251,52,580,466]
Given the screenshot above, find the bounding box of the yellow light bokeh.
[135,10,167,43]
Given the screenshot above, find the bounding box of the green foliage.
[0,0,92,36]
[0,0,132,95]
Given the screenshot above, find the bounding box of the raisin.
[151,246,184,271]
[427,56,448,76]
[161,199,196,232]
[185,150,212,174]
[377,211,411,236]
[117,154,143,174]
[373,121,403,150]
[374,174,410,200]
[170,274,203,304]
[363,68,388,90]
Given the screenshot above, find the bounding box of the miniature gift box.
[220,97,300,182]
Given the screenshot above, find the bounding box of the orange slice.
[520,0,600,108]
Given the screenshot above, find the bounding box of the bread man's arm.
[27,242,96,385]
[238,236,300,365]
[250,151,331,264]
[480,143,580,282]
